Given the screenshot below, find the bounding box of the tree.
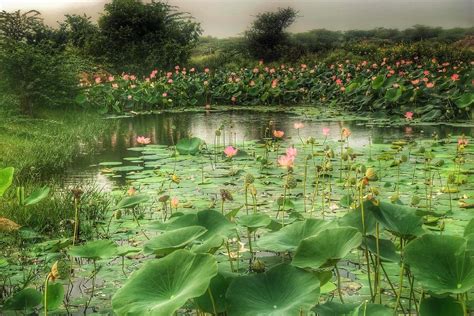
[245,7,298,61]
[96,0,202,74]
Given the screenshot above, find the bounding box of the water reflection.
[66,111,473,189]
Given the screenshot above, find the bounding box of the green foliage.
[245,7,298,61]
[96,0,202,74]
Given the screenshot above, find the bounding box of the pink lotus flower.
[273,130,284,138]
[294,122,304,129]
[451,74,460,81]
[458,137,468,147]
[341,128,351,138]
[162,92,168,97]
[108,76,114,82]
[204,68,210,73]
[286,147,297,158]
[335,79,343,86]
[171,197,179,208]
[137,136,151,145]
[130,75,136,81]
[95,77,101,84]
[278,154,294,169]
[423,70,430,76]
[322,127,330,136]
[405,111,414,120]
[224,146,238,158]
[127,187,136,196]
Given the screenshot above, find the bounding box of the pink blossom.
[405,111,414,120]
[127,95,132,100]
[171,197,179,208]
[278,154,294,169]
[273,130,284,138]
[294,122,304,129]
[286,147,297,158]
[224,146,238,158]
[112,83,118,89]
[95,77,101,84]
[162,92,168,97]
[425,82,435,88]
[451,74,460,81]
[341,128,351,138]
[322,127,330,136]
[136,136,151,145]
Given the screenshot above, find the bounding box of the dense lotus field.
[1,123,473,315]
[80,59,473,121]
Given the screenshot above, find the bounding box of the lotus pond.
[1,110,474,315]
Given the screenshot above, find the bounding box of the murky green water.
[66,111,473,188]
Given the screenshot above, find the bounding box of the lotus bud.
[71,188,84,200]
[50,260,69,281]
[365,168,377,181]
[171,174,180,184]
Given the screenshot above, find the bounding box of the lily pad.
[69,240,118,260]
[143,226,207,256]
[112,249,218,315]
[225,263,320,315]
[292,227,362,269]
[404,234,474,294]
[115,194,150,209]
[176,137,203,155]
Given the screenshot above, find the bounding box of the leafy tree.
[245,7,298,61]
[96,0,202,74]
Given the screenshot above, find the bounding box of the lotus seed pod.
[220,189,233,201]
[244,173,255,185]
[306,137,315,144]
[447,173,456,184]
[400,154,408,162]
[215,130,221,136]
[286,175,297,189]
[115,209,122,219]
[251,259,266,273]
[365,168,377,180]
[159,195,170,203]
[411,195,421,206]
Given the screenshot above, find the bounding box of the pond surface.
[66,110,473,189]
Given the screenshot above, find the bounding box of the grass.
[0,100,107,182]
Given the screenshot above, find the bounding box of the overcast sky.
[1,0,472,38]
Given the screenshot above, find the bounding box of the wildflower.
[224,146,238,158]
[112,83,118,89]
[411,79,419,85]
[94,77,101,84]
[271,79,278,88]
[341,128,351,138]
[405,111,414,120]
[273,130,284,138]
[458,136,468,148]
[136,136,151,145]
[127,95,133,100]
[451,73,460,81]
[322,127,330,136]
[130,75,136,80]
[162,92,168,97]
[108,76,114,82]
[204,68,210,73]
[231,96,237,103]
[423,70,430,76]
[335,79,343,86]
[294,122,304,129]
[168,79,173,84]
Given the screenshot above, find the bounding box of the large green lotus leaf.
[314,301,392,315]
[404,234,474,294]
[292,227,362,269]
[464,218,474,236]
[237,213,271,231]
[257,218,333,252]
[338,200,377,234]
[225,263,320,315]
[368,201,424,238]
[194,273,232,314]
[3,288,42,310]
[112,249,218,315]
[0,167,14,197]
[419,296,463,316]
[176,137,203,155]
[143,226,207,256]
[115,194,150,210]
[43,282,64,311]
[362,236,399,263]
[69,240,118,259]
[23,186,50,206]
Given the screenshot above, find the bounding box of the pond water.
[66,110,473,189]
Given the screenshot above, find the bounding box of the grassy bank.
[0,103,107,182]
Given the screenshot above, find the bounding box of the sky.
[0,0,472,38]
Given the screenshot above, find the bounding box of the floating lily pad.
[69,240,118,260]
